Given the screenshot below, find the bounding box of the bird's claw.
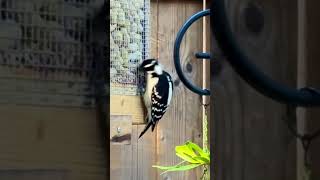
[139,87,145,96]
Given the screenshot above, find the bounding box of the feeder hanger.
[173,2,320,107]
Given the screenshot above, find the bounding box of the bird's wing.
[150,79,170,124]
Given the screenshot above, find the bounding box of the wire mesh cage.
[0,0,104,107]
[110,0,150,96]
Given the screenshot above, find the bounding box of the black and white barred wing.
[150,76,173,131]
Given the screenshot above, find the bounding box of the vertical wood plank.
[297,0,307,179]
[110,1,159,179]
[211,0,297,179]
[131,126,138,180]
[136,125,157,180]
[110,123,133,180]
[0,105,106,180]
[156,1,203,179]
[305,1,320,179]
[110,1,206,179]
[110,125,156,180]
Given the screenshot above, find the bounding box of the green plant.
[153,141,210,180]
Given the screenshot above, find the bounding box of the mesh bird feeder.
[0,0,104,108]
[110,0,150,125]
[110,0,150,95]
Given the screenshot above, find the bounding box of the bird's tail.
[151,120,158,132]
[139,121,154,139]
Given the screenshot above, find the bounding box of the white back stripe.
[166,75,173,106]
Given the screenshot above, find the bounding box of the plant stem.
[201,165,209,180]
[202,108,209,180]
[160,161,186,175]
[203,108,209,152]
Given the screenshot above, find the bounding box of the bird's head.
[139,58,163,75]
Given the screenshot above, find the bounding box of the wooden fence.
[211,0,320,180]
[110,0,205,179]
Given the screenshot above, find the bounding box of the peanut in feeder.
[110,0,150,96]
[110,0,150,124]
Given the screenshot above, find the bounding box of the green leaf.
[174,141,210,164]
[152,161,186,170]
[153,165,181,170]
[153,163,202,175]
[185,141,210,163]
[175,151,199,164]
[175,144,199,163]
[175,144,197,157]
[162,163,202,172]
[186,141,209,159]
[153,141,211,176]
[193,156,210,164]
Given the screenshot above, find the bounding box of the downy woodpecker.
[138,59,173,138]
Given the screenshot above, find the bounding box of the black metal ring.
[174,10,211,96]
[211,1,320,106]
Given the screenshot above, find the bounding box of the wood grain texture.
[296,1,307,179]
[0,105,106,180]
[110,1,159,179]
[110,125,156,180]
[156,1,203,179]
[136,125,157,180]
[110,96,145,125]
[110,115,132,145]
[211,0,297,180]
[110,1,160,179]
[0,169,68,180]
[110,1,206,179]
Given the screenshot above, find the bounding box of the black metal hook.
[174,2,320,106]
[174,9,211,96]
[210,0,320,107]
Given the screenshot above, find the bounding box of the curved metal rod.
[211,1,320,106]
[174,10,211,96]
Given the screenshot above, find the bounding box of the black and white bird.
[138,59,173,138]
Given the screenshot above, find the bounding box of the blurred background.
[0,0,106,179]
